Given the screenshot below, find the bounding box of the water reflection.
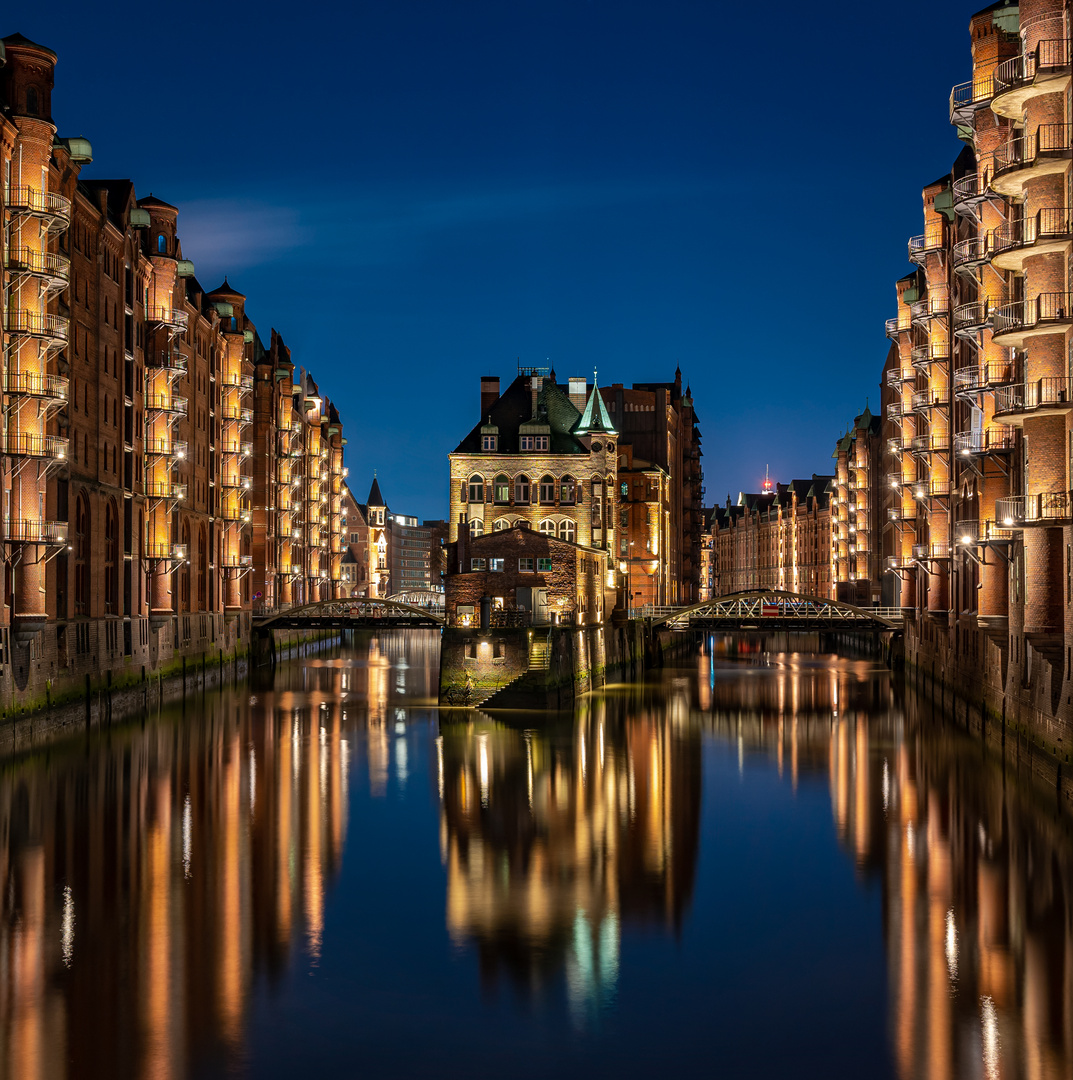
[438,687,700,1020]
[0,634,1070,1077]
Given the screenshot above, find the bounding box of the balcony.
[144,542,188,562]
[145,393,188,417]
[145,480,187,502]
[952,234,994,274]
[908,226,945,266]
[886,555,915,572]
[221,372,255,392]
[221,474,252,491]
[885,316,910,340]
[995,491,1072,526]
[888,504,917,522]
[887,436,911,455]
[994,377,1073,422]
[219,503,252,523]
[953,362,1017,396]
[910,433,949,454]
[954,299,1000,337]
[911,479,950,500]
[145,438,188,459]
[993,39,1072,120]
[910,291,950,327]
[911,388,949,413]
[151,350,188,378]
[911,343,950,370]
[992,124,1073,196]
[955,519,1014,546]
[886,366,912,387]
[3,371,69,404]
[220,554,253,570]
[954,427,1016,455]
[3,519,68,544]
[992,293,1073,346]
[949,74,995,126]
[220,404,254,424]
[7,186,72,229]
[3,432,68,460]
[992,208,1073,272]
[3,310,69,345]
[221,440,253,457]
[4,247,71,291]
[912,542,951,560]
[147,307,189,334]
[952,172,990,217]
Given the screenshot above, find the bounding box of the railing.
[954,519,1014,545]
[887,436,911,455]
[145,438,188,458]
[885,316,909,340]
[993,293,1073,339]
[221,441,253,457]
[995,377,1073,416]
[949,74,995,124]
[145,393,188,414]
[3,519,68,543]
[908,226,945,264]
[221,474,252,490]
[221,373,255,392]
[144,481,186,500]
[911,388,948,411]
[910,291,950,323]
[911,343,949,368]
[144,543,188,561]
[952,171,989,211]
[912,479,950,499]
[994,123,1073,179]
[2,310,69,341]
[147,307,190,332]
[992,208,1073,260]
[996,491,1072,525]
[220,405,254,424]
[886,367,912,387]
[220,555,253,569]
[888,504,917,522]
[911,433,948,453]
[912,542,950,560]
[994,39,1070,95]
[151,351,188,376]
[886,400,904,422]
[3,433,68,459]
[952,233,993,271]
[886,555,915,571]
[953,362,1018,394]
[954,299,1000,334]
[954,427,1015,455]
[3,372,69,400]
[6,186,72,221]
[4,247,71,282]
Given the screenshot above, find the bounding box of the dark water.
[1,632,1071,1079]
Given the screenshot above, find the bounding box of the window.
[25,87,39,116]
[469,517,484,537]
[490,558,505,572]
[493,474,510,504]
[467,474,484,503]
[520,436,533,451]
[539,475,556,503]
[558,520,576,543]
[470,558,487,570]
[515,474,530,504]
[157,233,166,254]
[519,557,535,571]
[513,518,530,530]
[520,435,549,450]
[536,436,549,450]
[537,558,552,572]
[560,476,576,504]
[105,500,120,615]
[620,481,629,498]
[481,434,498,451]
[493,518,510,532]
[539,520,556,535]
[74,494,90,616]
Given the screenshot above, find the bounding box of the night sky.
[16,1,977,517]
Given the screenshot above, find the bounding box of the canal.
[0,631,1070,1079]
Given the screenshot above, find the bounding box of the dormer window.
[481,434,498,451]
[521,435,549,451]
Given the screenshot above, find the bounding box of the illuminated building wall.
[831,407,883,605]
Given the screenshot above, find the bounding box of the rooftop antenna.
[762,464,773,494]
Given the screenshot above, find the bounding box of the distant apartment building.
[831,406,884,606]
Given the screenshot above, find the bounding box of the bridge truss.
[647,590,902,632]
[255,596,445,630]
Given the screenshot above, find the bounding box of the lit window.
[539,475,555,503]
[515,474,530,503]
[539,520,556,536]
[558,520,576,543]
[620,481,628,498]
[537,558,552,572]
[469,518,483,537]
[493,518,510,531]
[519,557,535,571]
[470,558,487,570]
[489,558,505,572]
[560,476,576,504]
[493,474,510,503]
[468,474,484,502]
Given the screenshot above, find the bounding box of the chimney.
[568,377,587,411]
[480,376,500,417]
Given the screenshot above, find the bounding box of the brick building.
[0,31,352,708]
[445,527,609,627]
[831,406,884,605]
[709,476,833,598]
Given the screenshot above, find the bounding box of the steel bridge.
[254,595,445,631]
[644,590,902,632]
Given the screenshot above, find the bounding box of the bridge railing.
[640,600,903,626]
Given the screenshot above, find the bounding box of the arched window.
[467,474,484,503]
[514,474,530,504]
[493,518,510,532]
[560,475,576,505]
[493,474,510,504]
[74,494,89,616]
[539,475,556,504]
[469,517,484,537]
[105,500,119,615]
[539,520,556,536]
[180,521,191,609]
[197,525,207,608]
[157,233,166,254]
[513,519,530,530]
[558,520,576,543]
[591,479,603,524]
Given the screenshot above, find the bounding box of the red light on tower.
[761,464,774,493]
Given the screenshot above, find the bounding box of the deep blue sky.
[19,1,977,517]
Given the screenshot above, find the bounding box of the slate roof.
[367,475,385,507]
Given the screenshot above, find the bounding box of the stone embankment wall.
[904,616,1073,812]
